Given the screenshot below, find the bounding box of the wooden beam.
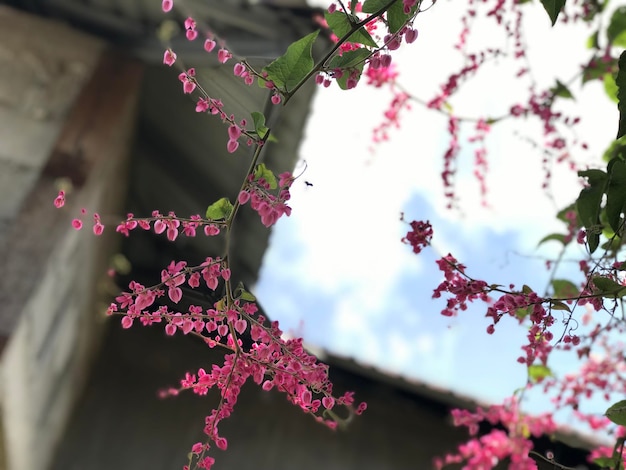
[0,9,143,470]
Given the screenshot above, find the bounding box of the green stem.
[223,130,271,262]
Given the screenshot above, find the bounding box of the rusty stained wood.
[0,47,144,348]
[0,5,105,246]
[0,44,143,470]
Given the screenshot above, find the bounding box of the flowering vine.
[48,0,626,468]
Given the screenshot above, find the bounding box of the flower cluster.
[435,397,556,470]
[432,254,490,317]
[56,163,359,470]
[53,1,626,469]
[107,255,363,469]
[401,219,433,254]
[115,211,222,241]
[238,171,294,227]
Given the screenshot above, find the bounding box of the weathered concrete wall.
[0,7,142,470]
[0,6,102,246]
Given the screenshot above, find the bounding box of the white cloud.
[257,0,620,408]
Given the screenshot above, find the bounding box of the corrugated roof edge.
[305,343,610,453]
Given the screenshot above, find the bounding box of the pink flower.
[183,79,196,94]
[154,219,166,234]
[238,190,250,205]
[233,63,246,77]
[385,34,401,50]
[162,0,173,12]
[72,219,83,230]
[322,396,335,409]
[204,39,216,53]
[93,217,104,236]
[228,125,242,141]
[196,98,209,113]
[188,272,201,288]
[204,224,220,236]
[181,319,194,335]
[163,49,176,66]
[402,219,433,254]
[215,437,228,451]
[184,17,195,30]
[54,190,65,208]
[365,63,398,87]
[186,29,198,41]
[278,172,293,187]
[227,140,239,153]
[218,48,232,64]
[167,226,179,241]
[404,28,418,43]
[271,94,281,105]
[234,319,247,334]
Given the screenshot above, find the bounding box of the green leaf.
[387,0,417,34]
[515,306,531,320]
[325,11,378,47]
[602,134,626,162]
[594,456,620,469]
[605,158,626,233]
[550,300,571,312]
[604,72,619,103]
[361,0,395,14]
[240,290,256,302]
[205,197,234,220]
[556,203,577,224]
[606,399,626,425]
[253,163,278,190]
[234,281,257,302]
[521,284,534,295]
[551,279,579,298]
[537,233,567,246]
[251,112,269,139]
[551,79,575,99]
[251,111,269,139]
[250,112,277,142]
[592,276,626,297]
[576,169,607,252]
[586,30,599,49]
[336,61,365,90]
[262,30,319,92]
[328,48,371,69]
[540,0,566,25]
[617,50,626,139]
[528,364,553,382]
[608,6,626,46]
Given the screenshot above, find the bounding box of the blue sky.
[254,0,621,435]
